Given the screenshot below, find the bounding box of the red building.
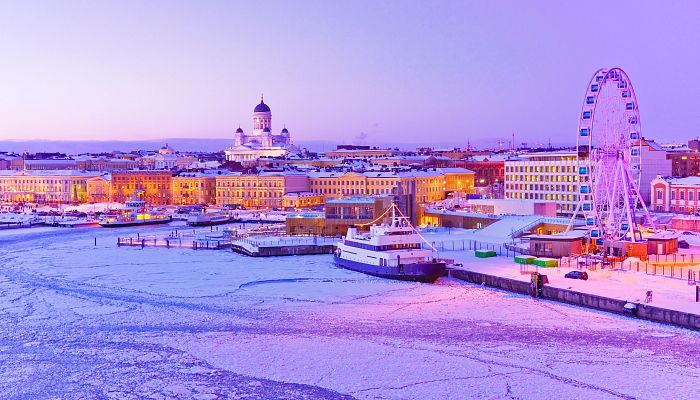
[456,157,505,186]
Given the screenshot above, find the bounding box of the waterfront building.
[75,156,139,171]
[307,168,474,203]
[667,152,700,178]
[172,172,218,205]
[285,196,393,236]
[86,175,112,203]
[504,151,579,215]
[111,170,173,205]
[650,175,700,213]
[281,192,325,210]
[224,97,296,163]
[215,171,309,209]
[637,139,672,203]
[440,168,476,196]
[0,170,109,204]
[23,159,80,170]
[457,156,506,187]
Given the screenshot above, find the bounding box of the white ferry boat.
[99,191,171,228]
[334,204,446,283]
[186,211,234,226]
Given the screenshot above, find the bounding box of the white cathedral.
[224,96,297,162]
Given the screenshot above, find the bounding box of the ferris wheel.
[574,67,654,244]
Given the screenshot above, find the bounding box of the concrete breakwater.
[449,269,700,331]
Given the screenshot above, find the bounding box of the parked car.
[678,240,690,249]
[564,271,589,280]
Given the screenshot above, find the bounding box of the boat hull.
[334,255,446,283]
[186,218,234,227]
[99,218,172,228]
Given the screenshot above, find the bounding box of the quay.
[449,268,700,331]
[231,235,337,257]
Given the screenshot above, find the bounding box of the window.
[671,191,676,200]
[680,191,685,201]
[656,189,663,201]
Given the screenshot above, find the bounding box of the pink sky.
[0,1,699,147]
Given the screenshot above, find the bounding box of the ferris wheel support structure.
[567,67,655,247]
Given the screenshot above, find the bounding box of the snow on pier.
[231,235,338,257]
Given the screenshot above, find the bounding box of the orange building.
[172,173,217,205]
[439,168,476,195]
[111,171,172,205]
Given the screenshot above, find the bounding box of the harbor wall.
[449,269,700,331]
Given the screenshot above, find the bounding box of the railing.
[117,237,230,250]
[234,235,338,248]
[505,243,529,255]
[531,254,700,284]
[423,239,519,257]
[509,217,577,239]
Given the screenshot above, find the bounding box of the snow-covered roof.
[0,170,107,177]
[519,150,576,158]
[435,167,475,174]
[326,197,377,204]
[282,192,321,198]
[665,176,700,186]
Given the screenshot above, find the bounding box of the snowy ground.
[448,251,700,315]
[1,226,700,399]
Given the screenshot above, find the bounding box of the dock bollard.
[95,237,97,246]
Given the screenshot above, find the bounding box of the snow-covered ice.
[1,224,699,399]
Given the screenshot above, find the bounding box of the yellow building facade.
[307,169,474,204]
[215,172,309,209]
[0,171,108,204]
[172,174,217,205]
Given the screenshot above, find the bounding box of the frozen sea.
[1,224,699,400]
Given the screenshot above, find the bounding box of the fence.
[423,239,523,257]
[236,235,338,248]
[647,253,698,265]
[621,260,700,283]
[522,253,700,284]
[117,237,230,250]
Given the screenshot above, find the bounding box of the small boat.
[99,191,172,228]
[186,211,234,226]
[334,204,446,283]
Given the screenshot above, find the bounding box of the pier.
[231,235,337,257]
